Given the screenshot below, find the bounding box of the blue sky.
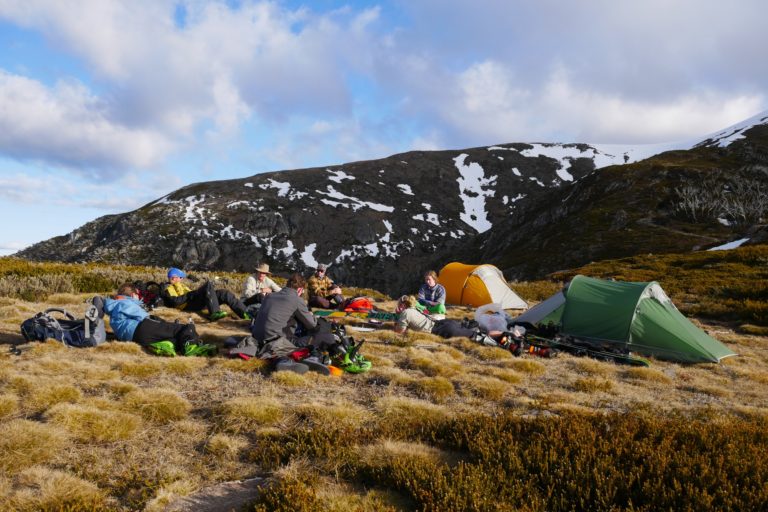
[1,0,766,255]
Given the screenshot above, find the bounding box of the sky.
[0,0,766,255]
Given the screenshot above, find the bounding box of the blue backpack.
[20,297,107,348]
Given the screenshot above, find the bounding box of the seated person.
[306,264,344,309]
[394,295,499,344]
[161,267,250,321]
[251,273,337,372]
[242,263,281,306]
[104,283,214,356]
[418,270,447,315]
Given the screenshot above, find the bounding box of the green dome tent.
[513,275,736,363]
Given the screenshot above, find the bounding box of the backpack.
[20,297,107,348]
[343,296,375,312]
[132,280,163,310]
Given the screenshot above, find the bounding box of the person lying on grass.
[161,267,250,321]
[104,283,215,356]
[394,295,500,344]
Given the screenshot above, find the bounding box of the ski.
[313,309,397,322]
[526,334,651,367]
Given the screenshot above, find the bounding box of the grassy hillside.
[0,255,766,510]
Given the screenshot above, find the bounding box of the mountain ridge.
[17,111,768,295]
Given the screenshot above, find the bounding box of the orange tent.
[438,262,527,309]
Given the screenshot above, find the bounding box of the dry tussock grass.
[411,375,455,402]
[123,389,191,423]
[0,420,68,474]
[624,366,673,383]
[45,403,142,442]
[0,262,767,510]
[218,396,285,433]
[0,393,18,419]
[205,433,249,460]
[404,347,463,377]
[1,466,110,511]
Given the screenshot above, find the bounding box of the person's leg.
[431,319,475,339]
[183,282,220,314]
[133,318,198,351]
[308,296,331,309]
[330,294,345,309]
[427,303,447,315]
[216,289,248,318]
[243,293,263,307]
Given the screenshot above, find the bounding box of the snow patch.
[301,243,319,268]
[316,185,394,212]
[244,182,253,188]
[528,177,545,187]
[397,184,414,195]
[707,238,750,251]
[695,111,768,148]
[413,213,440,226]
[327,169,355,183]
[183,195,206,222]
[454,154,494,233]
[259,179,291,197]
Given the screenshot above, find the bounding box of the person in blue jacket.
[104,283,213,356]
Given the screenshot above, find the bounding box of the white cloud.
[0,71,173,173]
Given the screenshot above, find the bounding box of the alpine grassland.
[0,251,767,511]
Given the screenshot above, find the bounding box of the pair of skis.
[313,309,397,322]
[524,334,651,367]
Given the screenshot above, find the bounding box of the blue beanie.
[167,267,186,279]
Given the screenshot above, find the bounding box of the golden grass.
[122,389,192,424]
[212,357,270,373]
[625,366,673,383]
[119,359,164,378]
[218,396,285,433]
[404,347,463,377]
[1,258,768,510]
[292,401,372,430]
[1,466,110,511]
[45,403,142,442]
[270,370,308,386]
[456,374,509,401]
[205,433,249,460]
[571,377,615,393]
[95,341,143,354]
[501,358,547,374]
[411,376,455,402]
[0,420,68,474]
[165,356,209,375]
[0,393,18,420]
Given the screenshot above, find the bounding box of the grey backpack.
[20,297,107,348]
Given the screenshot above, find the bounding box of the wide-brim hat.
[256,263,271,274]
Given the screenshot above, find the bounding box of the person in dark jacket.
[104,283,213,356]
[161,267,250,321]
[251,273,336,372]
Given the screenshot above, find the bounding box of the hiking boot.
[183,341,218,357]
[274,357,309,374]
[209,310,228,321]
[301,355,331,376]
[148,340,176,357]
[241,312,252,321]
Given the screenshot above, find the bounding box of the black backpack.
[20,297,107,348]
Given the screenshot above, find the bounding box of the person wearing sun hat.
[242,262,282,306]
[161,266,251,321]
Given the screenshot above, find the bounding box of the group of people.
[102,261,496,367]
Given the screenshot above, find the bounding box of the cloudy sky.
[1,0,766,255]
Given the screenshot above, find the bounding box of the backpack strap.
[42,308,76,321]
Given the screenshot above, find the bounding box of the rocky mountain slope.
[17,112,768,295]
